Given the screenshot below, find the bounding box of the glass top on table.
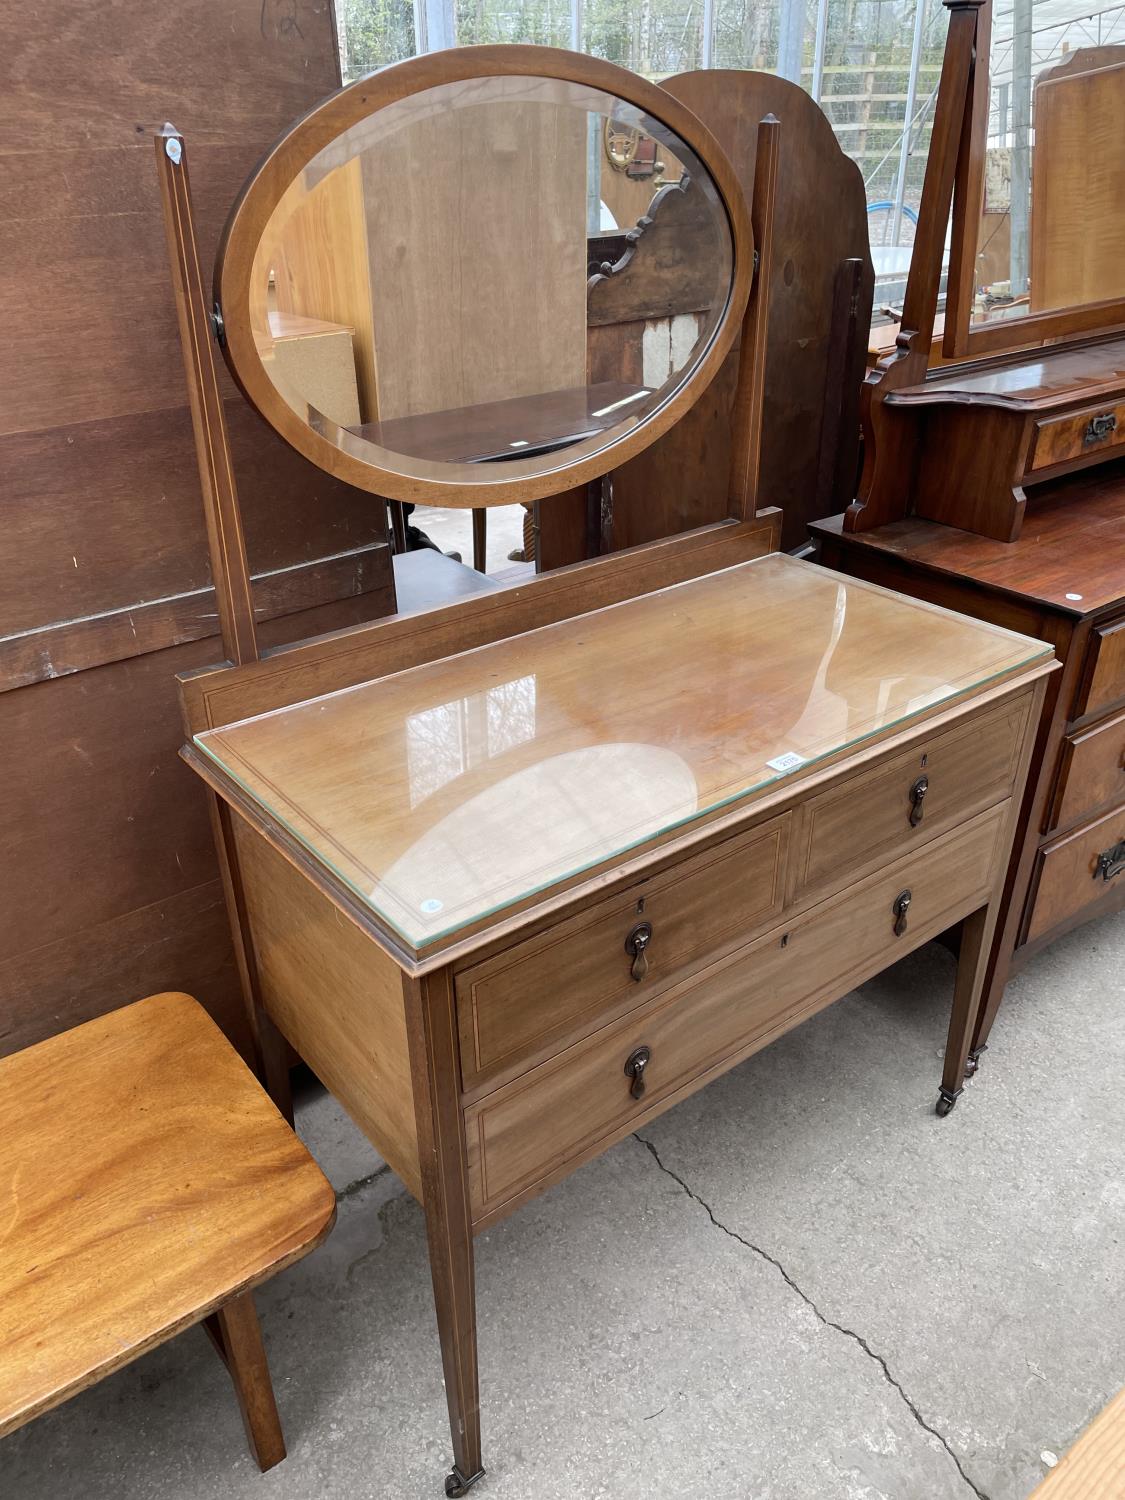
[194,553,1050,950]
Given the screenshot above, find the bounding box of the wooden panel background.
[361,98,588,420]
[0,0,396,1057]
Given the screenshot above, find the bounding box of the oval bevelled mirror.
[215,48,752,507]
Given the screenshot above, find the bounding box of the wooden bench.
[0,991,335,1470]
[1030,1388,1125,1497]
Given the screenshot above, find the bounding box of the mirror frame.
[943,2,1125,359]
[214,45,754,508]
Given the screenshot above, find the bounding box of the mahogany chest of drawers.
[814,462,1125,1065]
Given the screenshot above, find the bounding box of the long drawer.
[1049,706,1125,831]
[792,696,1028,896]
[1025,805,1125,945]
[465,803,1008,1224]
[455,815,789,1090]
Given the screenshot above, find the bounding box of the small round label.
[419,897,444,915]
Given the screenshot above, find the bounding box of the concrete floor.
[3,911,1122,1500]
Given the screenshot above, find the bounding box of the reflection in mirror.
[249,75,733,485]
[972,30,1125,327]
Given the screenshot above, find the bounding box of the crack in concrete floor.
[635,1132,990,1500]
[336,1163,391,1201]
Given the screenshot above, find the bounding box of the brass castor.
[935,1087,963,1118]
[964,1044,987,1079]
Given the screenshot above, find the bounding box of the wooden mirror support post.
[155,126,260,668]
[728,114,779,521]
[156,124,304,1111]
[846,0,987,536]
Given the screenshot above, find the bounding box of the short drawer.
[793,696,1029,897]
[1049,707,1125,831]
[1028,400,1125,472]
[1025,806,1125,946]
[455,815,789,1089]
[466,803,1007,1223]
[1074,616,1125,722]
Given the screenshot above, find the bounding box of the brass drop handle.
[625,921,653,982]
[892,889,912,937]
[908,774,929,828]
[1084,412,1117,444]
[624,1045,651,1100]
[1094,840,1125,881]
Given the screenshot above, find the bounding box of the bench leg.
[205,1292,286,1471]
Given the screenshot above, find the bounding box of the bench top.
[0,992,335,1438]
[1030,1388,1125,1498]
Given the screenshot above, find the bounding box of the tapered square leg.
[937,903,995,1116]
[405,970,484,1495]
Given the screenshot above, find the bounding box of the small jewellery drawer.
[1049,707,1125,831]
[1074,616,1125,722]
[465,804,1007,1223]
[454,816,789,1089]
[793,696,1029,897]
[1028,399,1125,472]
[1025,805,1125,946]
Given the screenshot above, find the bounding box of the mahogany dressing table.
[155,44,1053,1495]
[814,0,1125,1070]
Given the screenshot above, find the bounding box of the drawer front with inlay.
[1026,806,1125,945]
[793,697,1028,897]
[465,804,1007,1223]
[455,815,789,1090]
[1049,707,1125,831]
[1028,400,1125,472]
[1075,617,1125,722]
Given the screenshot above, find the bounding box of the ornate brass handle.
[1094,840,1125,881]
[1084,412,1117,444]
[625,921,653,982]
[909,774,929,827]
[892,889,912,937]
[624,1045,651,1100]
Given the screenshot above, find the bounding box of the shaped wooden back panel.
[562,71,873,560]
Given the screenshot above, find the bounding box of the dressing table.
[814,0,1125,1074]
[156,42,1052,1495]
